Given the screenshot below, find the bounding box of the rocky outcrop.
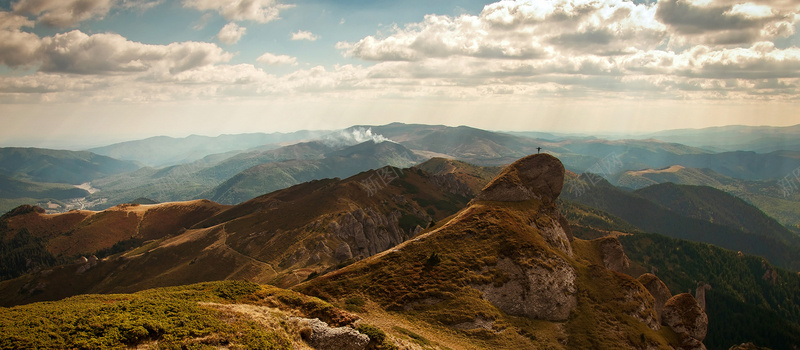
[334,243,353,261]
[472,256,577,321]
[638,273,672,321]
[531,215,573,257]
[622,282,661,331]
[292,317,369,350]
[695,282,711,311]
[596,237,630,273]
[662,293,708,350]
[430,173,475,197]
[476,154,564,203]
[328,207,422,257]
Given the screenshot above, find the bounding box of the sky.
[1,0,799,149]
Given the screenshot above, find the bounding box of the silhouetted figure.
[537,147,542,154]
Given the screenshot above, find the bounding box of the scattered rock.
[292,317,369,350]
[476,154,565,203]
[452,316,495,331]
[334,243,353,261]
[472,256,577,321]
[75,256,88,264]
[638,273,672,321]
[596,237,630,273]
[662,293,708,350]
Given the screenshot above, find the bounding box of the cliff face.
[300,153,708,349]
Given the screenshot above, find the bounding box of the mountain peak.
[476,153,564,203]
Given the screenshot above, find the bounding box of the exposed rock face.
[662,293,709,350]
[695,282,711,311]
[292,317,369,350]
[638,273,672,321]
[531,215,573,257]
[477,154,564,203]
[430,173,475,197]
[334,243,353,261]
[596,237,630,273]
[473,256,577,321]
[622,283,661,331]
[328,207,421,257]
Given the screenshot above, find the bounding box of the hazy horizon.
[1,120,799,151]
[1,0,799,149]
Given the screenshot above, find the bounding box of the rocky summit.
[476,153,565,203]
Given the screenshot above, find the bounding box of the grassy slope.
[0,280,371,350]
[0,200,229,282]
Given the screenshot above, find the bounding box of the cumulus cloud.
[325,0,800,100]
[0,12,41,67]
[256,52,297,65]
[291,30,319,41]
[217,22,246,44]
[12,0,114,27]
[183,0,294,23]
[120,0,164,11]
[36,31,232,74]
[340,0,667,61]
[3,0,800,104]
[656,0,797,45]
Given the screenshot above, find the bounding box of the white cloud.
[12,0,113,27]
[340,0,667,61]
[183,0,294,23]
[120,0,164,11]
[2,0,800,105]
[0,12,41,67]
[217,22,246,44]
[291,30,319,41]
[656,0,797,45]
[256,52,297,66]
[0,28,233,75]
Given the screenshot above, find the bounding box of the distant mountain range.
[640,124,800,153]
[614,165,800,229]
[563,175,800,271]
[0,147,138,184]
[88,130,330,167]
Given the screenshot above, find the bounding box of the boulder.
[334,243,353,261]
[293,317,369,350]
[638,273,672,320]
[596,237,630,273]
[662,293,708,350]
